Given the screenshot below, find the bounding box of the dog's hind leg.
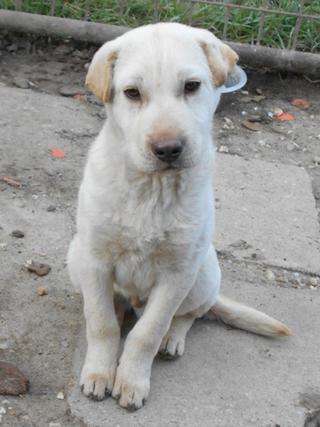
[157,245,221,360]
[158,315,195,359]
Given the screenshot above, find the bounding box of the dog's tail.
[208,295,291,337]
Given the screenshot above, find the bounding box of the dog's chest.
[105,226,187,297]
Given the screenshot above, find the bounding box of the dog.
[67,22,290,411]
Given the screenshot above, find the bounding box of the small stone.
[0,361,29,395]
[37,286,48,296]
[56,391,64,400]
[308,277,318,286]
[0,337,9,351]
[24,260,51,277]
[59,86,85,97]
[46,205,56,212]
[54,44,73,56]
[0,407,5,415]
[266,269,275,281]
[242,120,262,132]
[11,230,24,238]
[313,156,320,164]
[222,117,235,130]
[272,107,283,116]
[12,77,29,89]
[7,44,18,53]
[218,145,229,153]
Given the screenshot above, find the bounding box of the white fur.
[68,23,290,410]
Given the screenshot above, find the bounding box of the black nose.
[151,140,184,163]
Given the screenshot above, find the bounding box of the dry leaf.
[73,94,86,101]
[291,98,311,110]
[49,148,65,159]
[0,176,21,187]
[273,112,296,121]
[241,120,262,132]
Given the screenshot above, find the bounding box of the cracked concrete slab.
[68,270,320,427]
[215,154,320,274]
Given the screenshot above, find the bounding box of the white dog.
[68,23,290,411]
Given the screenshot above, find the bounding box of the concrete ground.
[0,38,320,427]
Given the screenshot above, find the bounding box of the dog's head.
[86,23,238,173]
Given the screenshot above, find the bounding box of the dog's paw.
[80,365,116,401]
[158,333,185,360]
[112,371,150,411]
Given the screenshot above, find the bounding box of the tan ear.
[85,44,118,103]
[199,31,238,87]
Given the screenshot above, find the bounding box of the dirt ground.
[0,32,319,427]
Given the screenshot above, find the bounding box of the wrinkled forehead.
[114,28,210,87]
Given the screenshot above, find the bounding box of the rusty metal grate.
[8,0,320,53]
[191,0,320,50]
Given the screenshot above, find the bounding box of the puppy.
[68,23,290,411]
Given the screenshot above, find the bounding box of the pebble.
[218,145,229,153]
[0,337,9,350]
[37,286,48,296]
[12,77,29,89]
[11,230,24,238]
[46,205,56,212]
[56,391,64,400]
[0,361,29,395]
[308,277,318,286]
[24,260,51,277]
[0,408,5,415]
[59,86,85,97]
[54,44,73,56]
[266,269,275,281]
[7,44,18,53]
[313,156,320,164]
[222,117,235,130]
[272,107,283,116]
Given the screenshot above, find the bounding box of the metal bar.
[290,0,305,50]
[256,12,265,46]
[117,0,128,17]
[84,0,91,20]
[223,0,230,40]
[191,1,320,21]
[185,0,195,25]
[153,0,161,22]
[50,0,56,16]
[15,0,22,11]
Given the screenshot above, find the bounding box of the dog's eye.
[124,87,141,101]
[184,80,201,94]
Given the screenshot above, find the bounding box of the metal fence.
[9,0,320,52]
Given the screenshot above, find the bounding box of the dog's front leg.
[112,272,195,410]
[68,237,120,400]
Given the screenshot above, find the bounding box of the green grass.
[1,0,320,52]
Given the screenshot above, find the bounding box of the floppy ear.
[85,42,118,103]
[197,30,239,87]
